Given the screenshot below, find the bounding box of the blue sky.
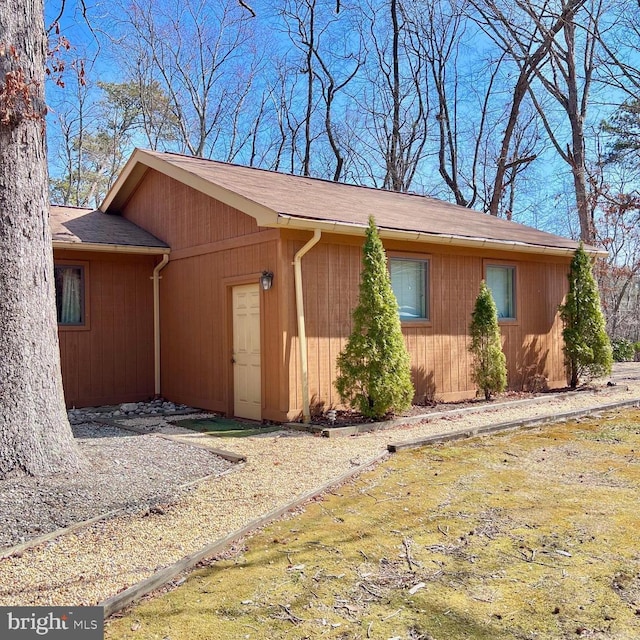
[43,0,637,239]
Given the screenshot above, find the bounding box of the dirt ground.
[105,407,640,640]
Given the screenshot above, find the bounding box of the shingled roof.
[102,149,600,256]
[51,205,169,253]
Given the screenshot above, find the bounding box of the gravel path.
[1,369,639,608]
[0,423,235,549]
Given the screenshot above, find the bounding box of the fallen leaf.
[408,582,426,595]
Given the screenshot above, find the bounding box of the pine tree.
[559,243,613,388]
[335,217,414,419]
[469,281,508,400]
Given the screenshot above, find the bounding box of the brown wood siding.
[281,232,570,415]
[120,172,288,421]
[158,238,283,419]
[55,249,156,408]
[122,169,261,250]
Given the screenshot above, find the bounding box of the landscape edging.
[99,451,389,618]
[387,398,640,452]
[284,386,629,438]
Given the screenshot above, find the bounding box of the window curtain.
[56,267,83,324]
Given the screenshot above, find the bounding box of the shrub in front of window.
[559,243,613,388]
[335,216,414,419]
[468,281,507,400]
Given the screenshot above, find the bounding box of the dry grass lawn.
[105,409,640,640]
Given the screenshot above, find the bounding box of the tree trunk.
[0,0,84,477]
[389,0,402,191]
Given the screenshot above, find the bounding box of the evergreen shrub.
[335,217,414,419]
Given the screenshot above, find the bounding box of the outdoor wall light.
[260,270,274,291]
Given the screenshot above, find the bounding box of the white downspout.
[152,254,169,397]
[293,229,322,423]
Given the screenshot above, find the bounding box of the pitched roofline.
[101,149,606,258]
[101,148,278,226]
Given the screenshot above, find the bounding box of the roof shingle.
[51,205,168,250]
[127,150,586,253]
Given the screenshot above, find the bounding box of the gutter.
[52,241,170,256]
[152,254,170,397]
[275,215,607,258]
[293,229,322,423]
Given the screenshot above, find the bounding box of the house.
[51,148,601,421]
[51,205,169,408]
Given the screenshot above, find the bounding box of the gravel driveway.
[1,365,639,609]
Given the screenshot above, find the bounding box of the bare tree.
[314,50,362,181]
[353,0,430,192]
[593,0,640,102]
[113,0,260,159]
[468,0,588,227]
[593,186,640,340]
[0,1,83,477]
[403,0,491,207]
[49,59,96,206]
[589,132,640,341]
[280,0,325,176]
[526,0,603,243]
[259,61,307,174]
[50,75,173,207]
[419,0,479,206]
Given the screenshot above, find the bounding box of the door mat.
[172,417,281,438]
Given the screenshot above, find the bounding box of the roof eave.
[273,215,607,258]
[52,240,171,255]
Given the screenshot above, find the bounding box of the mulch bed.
[306,389,563,427]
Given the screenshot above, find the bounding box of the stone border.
[99,452,389,618]
[387,398,640,452]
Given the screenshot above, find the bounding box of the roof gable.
[101,149,598,256]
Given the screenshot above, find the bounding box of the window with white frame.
[54,265,85,325]
[390,258,429,320]
[486,265,516,320]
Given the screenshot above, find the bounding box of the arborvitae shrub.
[334,217,414,419]
[559,243,613,387]
[612,338,635,362]
[468,281,508,400]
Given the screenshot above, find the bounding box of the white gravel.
[1,368,639,608]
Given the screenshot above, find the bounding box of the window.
[486,265,516,320]
[390,258,429,320]
[54,265,85,325]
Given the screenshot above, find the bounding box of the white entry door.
[232,284,262,420]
